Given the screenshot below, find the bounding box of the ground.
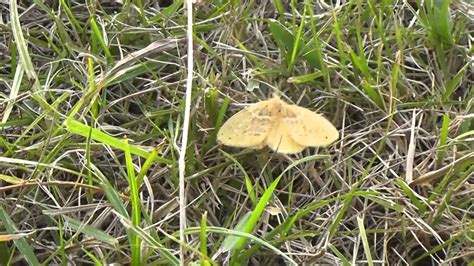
[0,0,473,265]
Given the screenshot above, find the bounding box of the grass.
[0,0,473,265]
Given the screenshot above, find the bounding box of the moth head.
[268,97,285,116]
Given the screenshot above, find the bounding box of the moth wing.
[217,101,274,148]
[283,105,339,147]
[266,122,306,154]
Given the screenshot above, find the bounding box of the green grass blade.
[9,0,38,84]
[1,64,24,123]
[90,16,113,63]
[115,211,180,265]
[124,139,142,266]
[287,71,323,84]
[395,179,428,214]
[222,212,252,251]
[0,173,25,184]
[0,207,40,265]
[135,147,159,187]
[189,226,298,266]
[411,229,466,264]
[304,0,326,73]
[328,244,351,266]
[431,164,474,225]
[441,63,469,102]
[427,0,454,45]
[65,119,173,165]
[90,165,129,218]
[273,0,284,18]
[150,0,183,22]
[103,61,164,88]
[204,88,220,127]
[436,113,450,168]
[357,216,373,266]
[204,91,230,152]
[288,7,306,71]
[60,0,84,32]
[361,194,404,212]
[200,212,211,266]
[82,248,102,266]
[232,155,327,258]
[221,151,255,205]
[348,46,384,109]
[63,216,119,247]
[269,19,293,63]
[0,242,11,265]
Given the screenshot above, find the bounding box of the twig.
[405,109,417,184]
[179,0,194,264]
[409,152,474,186]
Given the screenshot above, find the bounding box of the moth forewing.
[217,100,274,147]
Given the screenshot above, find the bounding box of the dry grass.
[0,0,473,265]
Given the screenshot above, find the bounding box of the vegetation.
[0,0,472,265]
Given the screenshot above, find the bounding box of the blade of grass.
[0,242,11,265]
[124,139,142,266]
[203,91,230,153]
[0,207,40,265]
[288,7,306,71]
[9,0,40,91]
[348,47,384,109]
[231,155,327,261]
[412,229,467,264]
[60,0,84,32]
[273,0,284,18]
[1,64,24,123]
[179,0,195,262]
[82,248,102,266]
[63,216,119,247]
[357,216,373,266]
[269,19,293,64]
[90,164,129,218]
[238,190,376,259]
[361,194,404,212]
[0,173,25,185]
[436,113,450,168]
[135,146,160,187]
[200,212,211,266]
[426,0,454,46]
[430,164,474,225]
[395,179,428,214]
[188,226,298,266]
[329,244,351,266]
[65,119,173,165]
[57,217,66,263]
[287,71,323,84]
[150,0,183,23]
[90,16,113,63]
[441,63,469,102]
[221,150,256,206]
[332,10,347,77]
[9,39,17,77]
[114,210,180,265]
[305,0,326,75]
[221,212,252,251]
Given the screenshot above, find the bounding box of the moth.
[217,96,339,154]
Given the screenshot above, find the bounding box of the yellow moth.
[217,96,339,154]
